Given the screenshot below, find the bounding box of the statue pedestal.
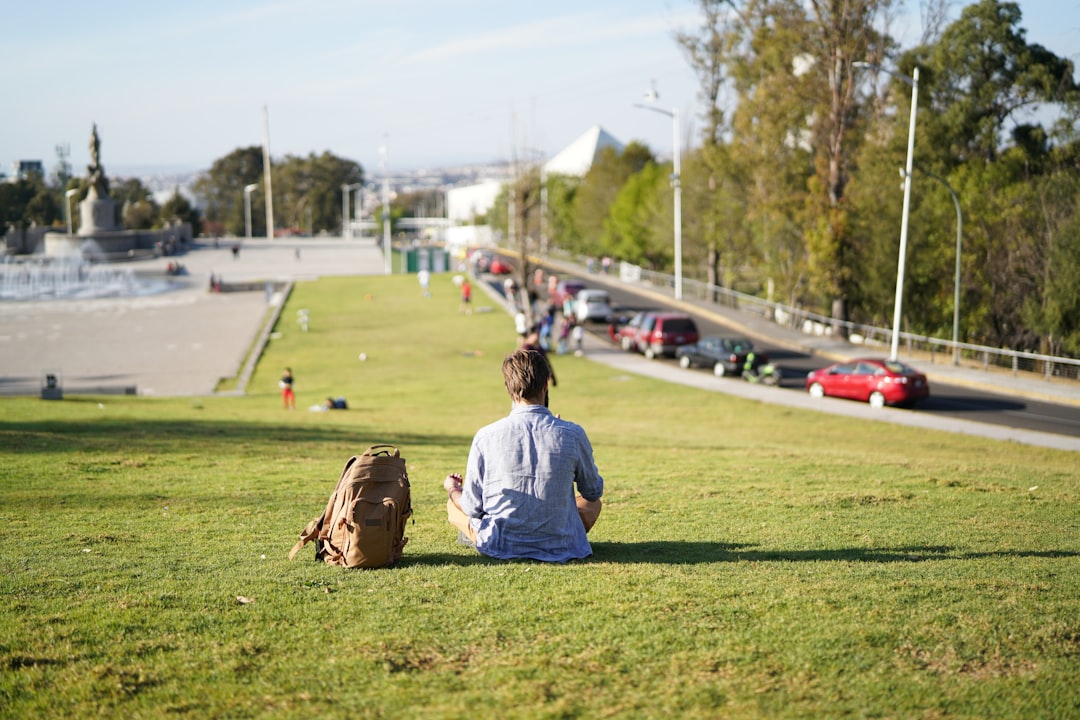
[79,198,119,235]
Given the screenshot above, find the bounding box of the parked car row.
[539,273,933,409]
[605,304,930,407]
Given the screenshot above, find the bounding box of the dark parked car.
[618,311,699,359]
[676,336,759,377]
[805,358,930,408]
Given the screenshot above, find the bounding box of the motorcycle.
[743,360,782,386]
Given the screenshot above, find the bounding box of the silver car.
[574,289,613,323]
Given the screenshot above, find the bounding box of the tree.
[602,162,669,267]
[161,187,202,237]
[919,0,1079,166]
[273,151,363,234]
[193,147,264,236]
[571,142,654,260]
[111,178,159,230]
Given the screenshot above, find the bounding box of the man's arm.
[574,429,604,502]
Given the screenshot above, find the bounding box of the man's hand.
[443,473,463,493]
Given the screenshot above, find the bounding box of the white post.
[381,139,391,275]
[672,107,683,301]
[890,67,919,361]
[64,188,78,235]
[261,106,274,240]
[341,184,350,240]
[243,184,257,240]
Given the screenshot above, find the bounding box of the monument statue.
[86,123,110,200]
[78,123,119,234]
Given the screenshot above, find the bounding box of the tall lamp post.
[64,188,79,235]
[854,61,919,361]
[635,82,683,301]
[341,182,361,239]
[380,139,391,275]
[243,184,258,240]
[916,167,962,365]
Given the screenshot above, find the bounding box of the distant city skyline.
[3,1,1075,178]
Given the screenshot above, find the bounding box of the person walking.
[460,278,472,314]
[280,367,295,410]
[443,347,603,562]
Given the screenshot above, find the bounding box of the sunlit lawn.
[1,273,1077,718]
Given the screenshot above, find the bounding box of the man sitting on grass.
[444,347,603,562]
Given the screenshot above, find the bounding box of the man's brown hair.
[502,348,551,402]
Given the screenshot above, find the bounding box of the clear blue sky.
[2,1,1076,177]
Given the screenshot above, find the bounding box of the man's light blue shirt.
[460,404,604,563]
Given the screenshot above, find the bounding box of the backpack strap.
[288,455,361,561]
[288,517,322,560]
[365,444,399,458]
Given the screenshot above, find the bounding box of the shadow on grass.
[0,418,473,455]
[587,542,1079,564]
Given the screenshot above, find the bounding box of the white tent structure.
[543,125,624,177]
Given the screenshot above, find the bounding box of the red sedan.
[806,358,930,408]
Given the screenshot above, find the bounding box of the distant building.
[9,160,44,181]
[447,179,504,224]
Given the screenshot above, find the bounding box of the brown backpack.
[289,445,412,569]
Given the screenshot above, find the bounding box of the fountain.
[42,123,192,259]
[0,251,172,301]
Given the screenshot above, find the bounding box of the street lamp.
[64,188,79,235]
[914,167,963,365]
[341,182,361,239]
[243,184,258,240]
[854,61,919,361]
[635,82,682,301]
[380,139,391,275]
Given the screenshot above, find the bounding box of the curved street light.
[243,184,258,240]
[64,188,79,235]
[635,82,683,301]
[854,61,919,361]
[342,182,361,239]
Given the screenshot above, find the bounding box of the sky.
[2,1,1077,179]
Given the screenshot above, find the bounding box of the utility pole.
[262,106,275,240]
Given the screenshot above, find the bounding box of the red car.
[489,258,513,275]
[616,311,699,359]
[806,358,930,408]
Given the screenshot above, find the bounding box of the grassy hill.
[1,273,1077,718]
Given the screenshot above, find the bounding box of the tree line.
[4,1,1075,359]
[496,0,1080,358]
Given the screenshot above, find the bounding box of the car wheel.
[713,362,726,377]
[809,382,825,399]
[644,346,657,360]
[869,391,886,409]
[679,355,691,369]
[621,336,633,352]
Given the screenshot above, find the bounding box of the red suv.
[618,311,699,359]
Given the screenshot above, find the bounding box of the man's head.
[502,348,551,404]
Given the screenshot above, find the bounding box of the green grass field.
[2,273,1078,718]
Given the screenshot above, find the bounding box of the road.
[490,262,1080,446]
